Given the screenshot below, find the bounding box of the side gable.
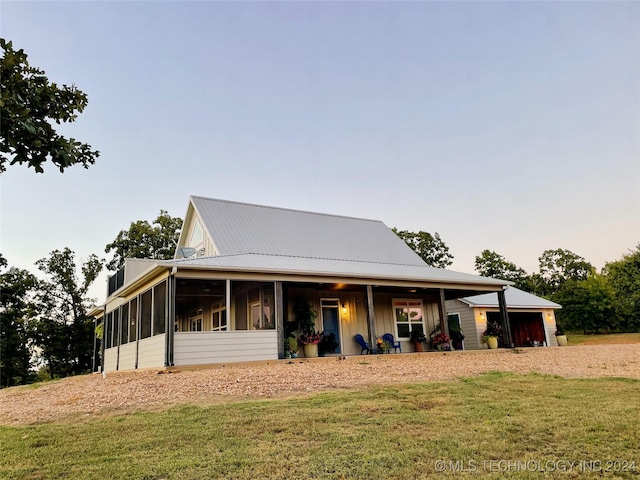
[174,199,218,258]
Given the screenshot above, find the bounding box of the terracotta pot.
[486,336,499,349]
[413,342,424,353]
[303,343,318,358]
[556,335,568,347]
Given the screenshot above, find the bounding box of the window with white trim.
[212,304,227,331]
[393,299,425,339]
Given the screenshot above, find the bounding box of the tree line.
[0,212,182,388]
[394,230,640,335]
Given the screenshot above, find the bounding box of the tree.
[474,250,530,289]
[392,229,453,268]
[0,39,99,174]
[538,248,593,296]
[553,274,618,334]
[604,244,640,332]
[0,261,38,388]
[30,248,103,378]
[105,210,183,271]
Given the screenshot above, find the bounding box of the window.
[105,312,113,349]
[120,304,129,345]
[393,299,425,339]
[212,304,227,331]
[140,290,152,339]
[113,308,120,347]
[129,298,138,342]
[190,308,203,332]
[153,281,166,335]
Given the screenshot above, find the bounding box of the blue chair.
[383,333,401,353]
[354,334,370,354]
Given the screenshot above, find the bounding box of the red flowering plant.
[299,331,324,345]
[430,330,451,351]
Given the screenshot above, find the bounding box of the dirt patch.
[1,344,639,426]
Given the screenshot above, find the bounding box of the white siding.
[138,335,166,369]
[173,330,278,366]
[118,342,137,370]
[104,347,117,371]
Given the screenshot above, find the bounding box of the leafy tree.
[0,39,99,174]
[604,244,640,332]
[105,210,183,271]
[474,249,530,289]
[30,248,103,378]
[392,229,453,268]
[0,261,37,388]
[553,274,618,334]
[538,248,593,296]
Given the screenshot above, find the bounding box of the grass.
[567,332,640,346]
[1,373,639,479]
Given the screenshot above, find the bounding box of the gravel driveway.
[1,344,639,425]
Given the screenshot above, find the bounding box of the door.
[321,299,341,354]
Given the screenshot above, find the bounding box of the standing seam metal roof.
[190,196,426,266]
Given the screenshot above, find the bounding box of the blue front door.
[322,305,341,354]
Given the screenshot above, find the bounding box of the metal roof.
[190,196,426,266]
[457,287,561,309]
[164,253,509,287]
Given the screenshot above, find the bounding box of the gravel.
[2,344,639,425]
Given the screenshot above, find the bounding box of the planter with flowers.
[299,331,323,358]
[555,326,568,347]
[482,320,503,349]
[430,328,452,351]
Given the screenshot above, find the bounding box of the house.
[92,196,513,372]
[446,287,562,349]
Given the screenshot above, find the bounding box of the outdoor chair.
[354,334,370,354]
[382,333,401,353]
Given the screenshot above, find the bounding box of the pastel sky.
[1,1,639,302]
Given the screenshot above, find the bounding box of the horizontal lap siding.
[118,343,137,370]
[104,347,117,371]
[447,300,482,350]
[173,330,278,366]
[138,335,166,369]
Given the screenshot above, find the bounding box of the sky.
[1,1,639,303]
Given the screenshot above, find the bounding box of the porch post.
[275,281,284,359]
[92,315,98,372]
[100,305,106,373]
[365,285,377,351]
[438,288,450,337]
[167,275,175,366]
[497,288,514,348]
[226,279,231,329]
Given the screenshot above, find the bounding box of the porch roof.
[457,287,561,309]
[163,253,510,288]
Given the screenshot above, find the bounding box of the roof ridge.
[189,195,384,224]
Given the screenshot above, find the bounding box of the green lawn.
[1,373,639,479]
[567,332,640,346]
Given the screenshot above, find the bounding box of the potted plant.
[284,336,298,358]
[410,329,427,352]
[319,332,339,356]
[482,320,503,349]
[430,327,451,351]
[299,331,323,357]
[294,297,320,357]
[555,325,568,347]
